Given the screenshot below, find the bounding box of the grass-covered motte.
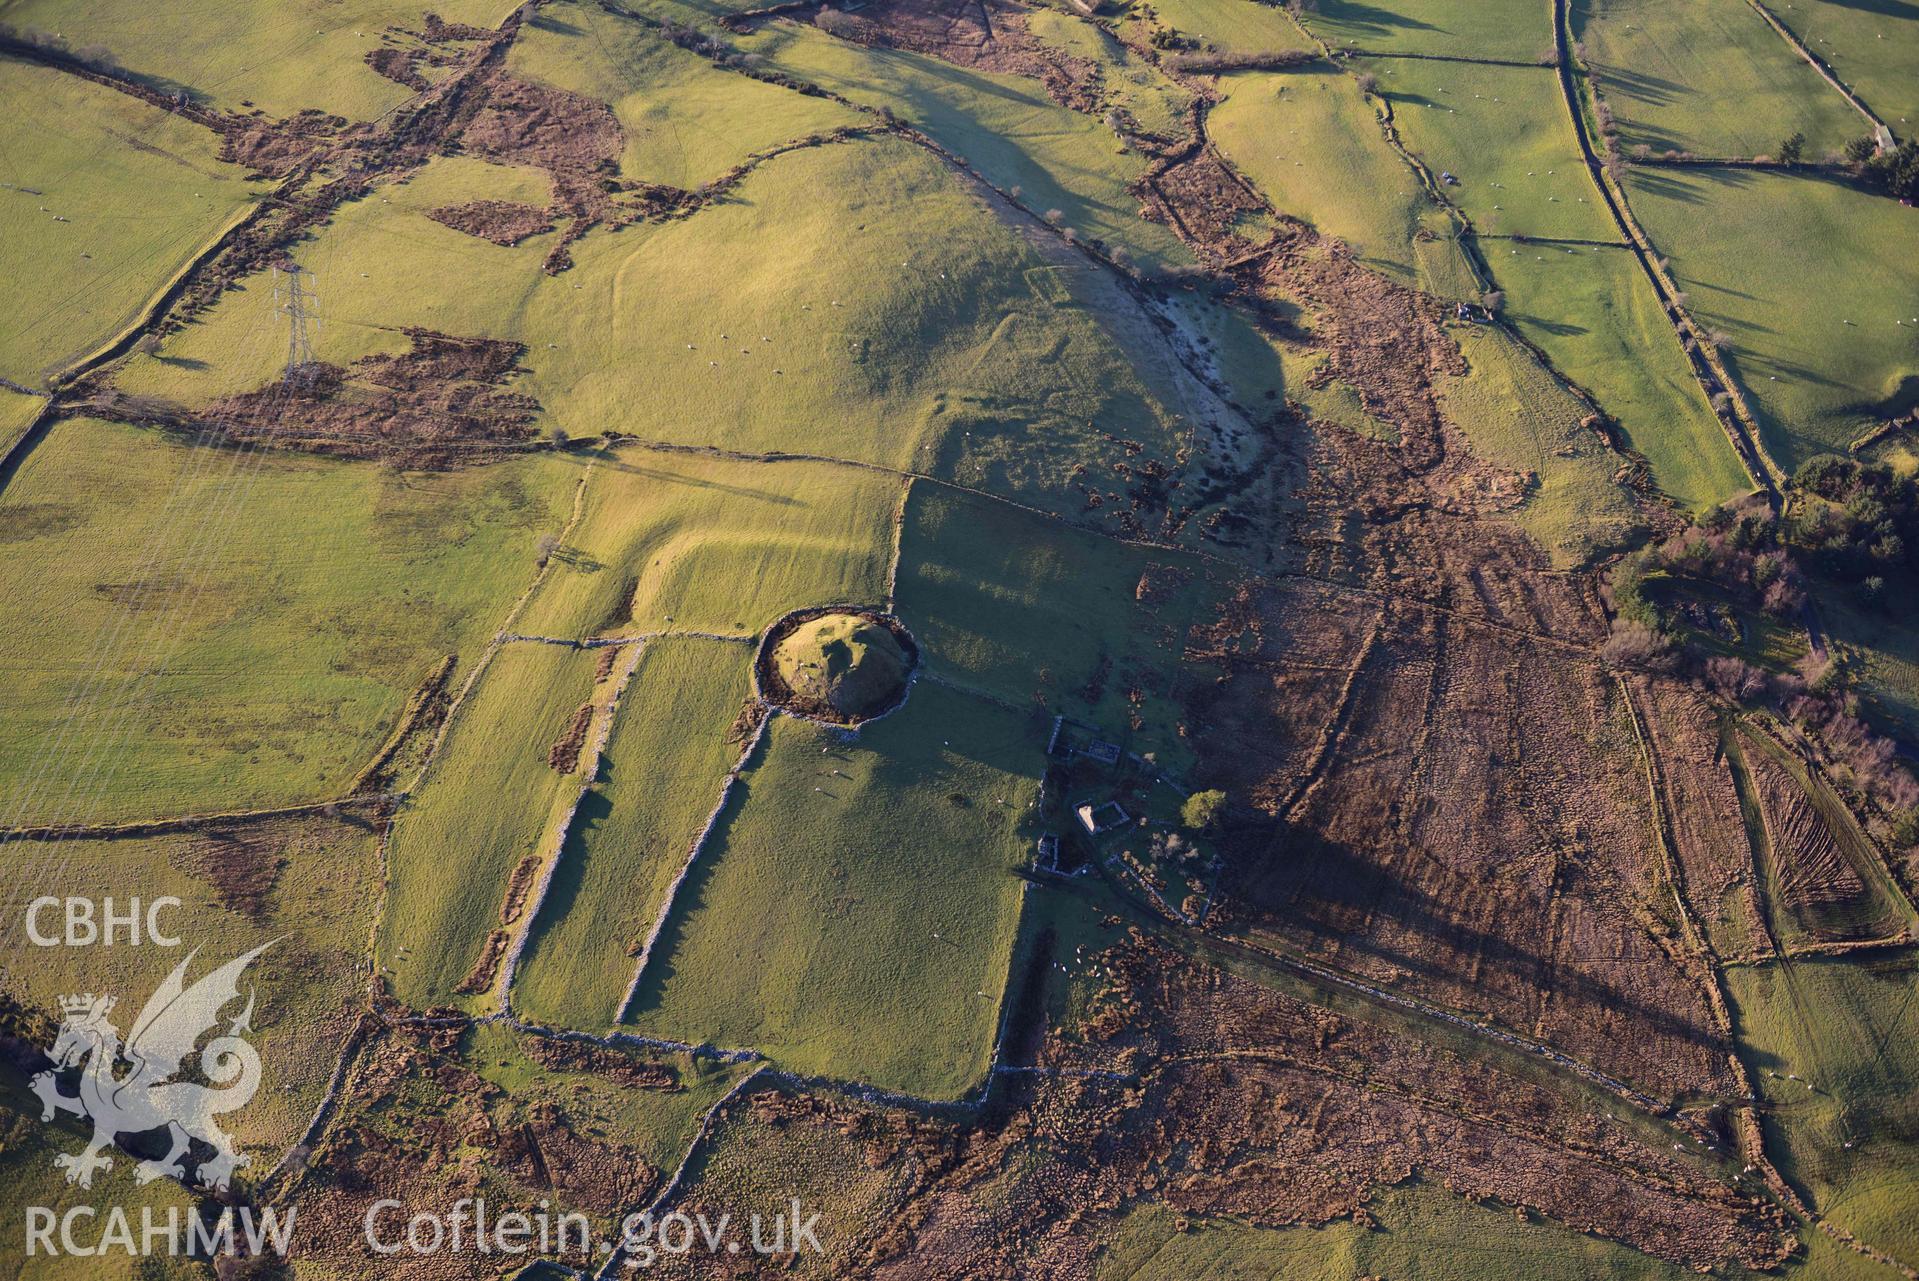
[758,607,918,724]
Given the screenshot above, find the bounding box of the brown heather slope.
[632,931,1792,1278]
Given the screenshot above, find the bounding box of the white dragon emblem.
[30,942,274,1191]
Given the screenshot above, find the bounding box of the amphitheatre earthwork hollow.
[754,605,920,725]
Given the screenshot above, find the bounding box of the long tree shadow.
[1314,0,1442,39]
[1220,817,1725,1057]
[1587,64,1690,110]
[1506,305,1591,338]
[1816,0,1919,18]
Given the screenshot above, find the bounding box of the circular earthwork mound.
[755,606,919,725]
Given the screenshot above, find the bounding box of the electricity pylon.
[271,263,318,383]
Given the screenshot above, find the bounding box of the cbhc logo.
[25,897,183,947]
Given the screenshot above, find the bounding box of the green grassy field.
[387,150,554,212]
[511,635,757,1028]
[1297,0,1554,62]
[1726,955,1919,1266]
[0,419,570,826]
[380,642,601,1008]
[1574,0,1865,158]
[626,681,1036,1098]
[1820,592,1919,741]
[5,815,380,1156]
[893,483,1226,771]
[0,0,516,119]
[1380,60,1619,242]
[510,4,864,190]
[1489,244,1753,509]
[0,58,259,386]
[1435,324,1644,564]
[517,447,900,640]
[1127,0,1318,57]
[0,386,45,457]
[1211,67,1479,299]
[1626,167,1919,466]
[1764,0,1919,141]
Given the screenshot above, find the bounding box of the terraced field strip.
[380,642,607,1007]
[616,712,772,1022]
[623,680,1036,1099]
[497,640,649,1007]
[505,637,765,1027]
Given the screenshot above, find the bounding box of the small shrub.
[1599,620,1668,669]
[814,7,863,38]
[1703,655,1767,702]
